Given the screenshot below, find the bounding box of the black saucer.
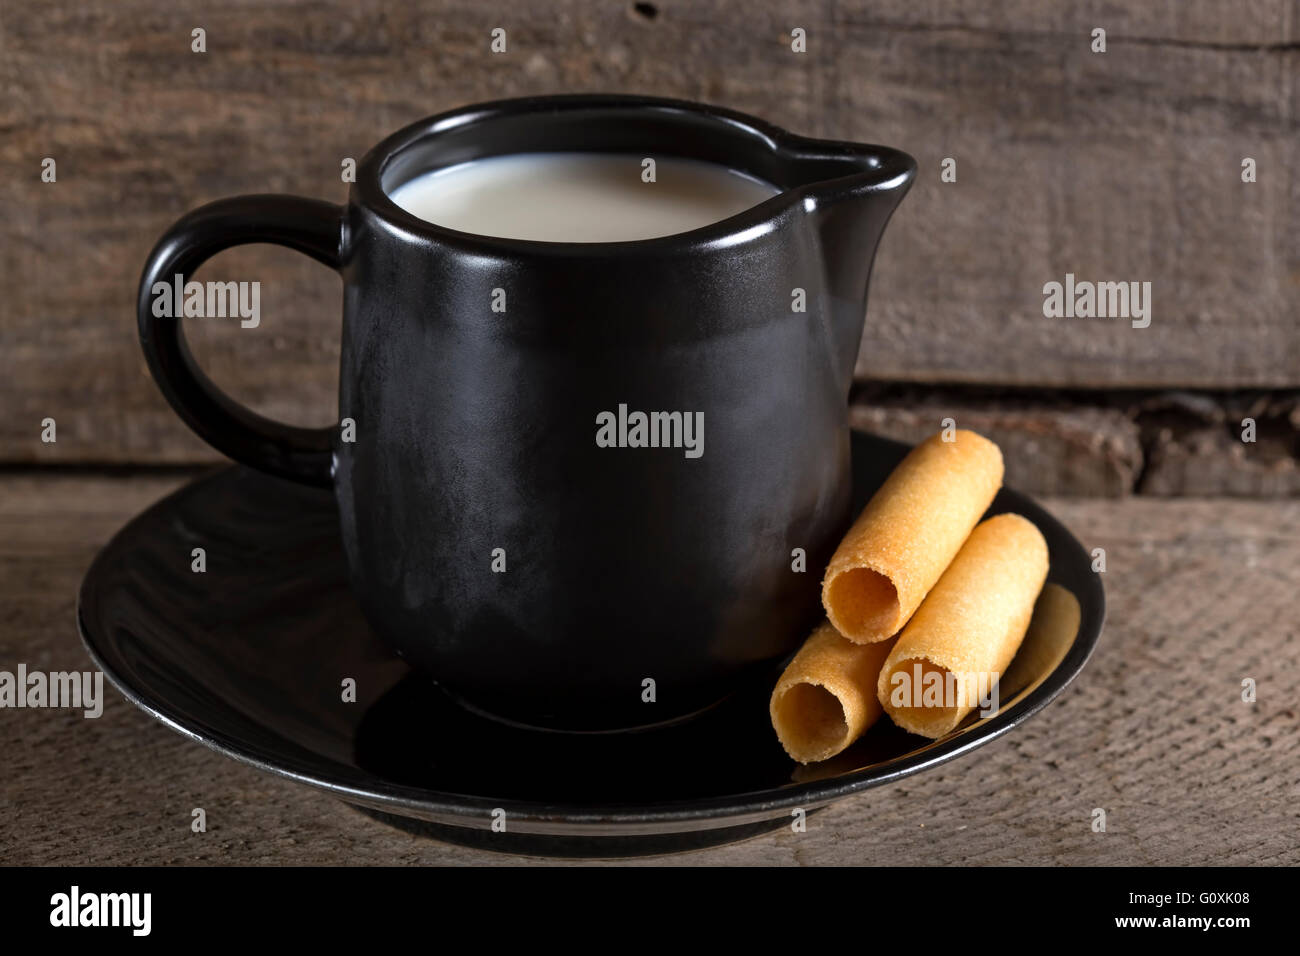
[77,433,1104,857]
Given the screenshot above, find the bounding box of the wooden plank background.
[2,0,1297,466]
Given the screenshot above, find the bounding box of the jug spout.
[777,142,915,391]
[795,142,916,308]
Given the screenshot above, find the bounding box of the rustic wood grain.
[1142,425,1300,495]
[850,392,1143,496]
[1,472,1296,865]
[0,1,1296,465]
[1136,391,1300,495]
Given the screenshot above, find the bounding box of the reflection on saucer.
[999,584,1082,703]
[791,582,1082,783]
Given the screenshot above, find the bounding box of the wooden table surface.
[2,473,1296,866]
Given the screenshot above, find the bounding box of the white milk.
[388,152,779,242]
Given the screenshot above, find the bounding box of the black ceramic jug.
[137,94,915,731]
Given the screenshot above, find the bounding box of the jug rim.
[354,93,915,257]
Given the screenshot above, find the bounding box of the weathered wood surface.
[1,1,1296,466]
[1135,390,1300,496]
[852,386,1300,497]
[850,392,1144,496]
[2,473,1296,865]
[1142,426,1300,495]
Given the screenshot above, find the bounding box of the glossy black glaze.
[136,95,917,730]
[78,433,1105,857]
[137,195,341,485]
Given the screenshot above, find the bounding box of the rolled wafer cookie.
[822,430,1003,643]
[877,512,1048,739]
[770,621,897,763]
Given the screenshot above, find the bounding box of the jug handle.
[136,196,344,487]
